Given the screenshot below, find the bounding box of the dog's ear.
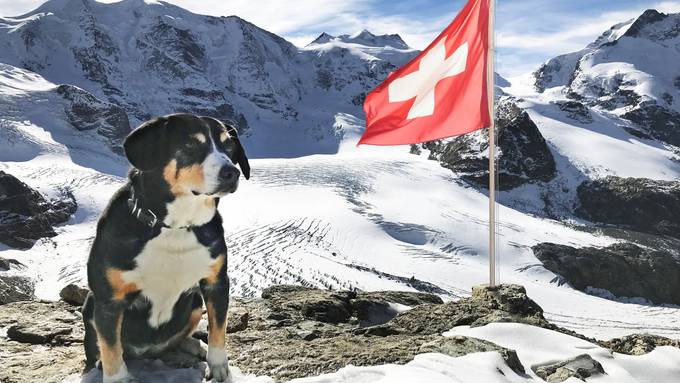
[124,117,168,171]
[225,123,250,180]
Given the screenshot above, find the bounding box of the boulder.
[577,176,680,239]
[261,284,355,324]
[601,333,680,355]
[0,171,77,249]
[533,354,605,383]
[423,100,556,190]
[383,284,549,335]
[533,242,680,305]
[59,284,90,306]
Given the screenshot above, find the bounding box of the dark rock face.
[533,242,680,305]
[59,284,90,307]
[554,100,593,123]
[601,334,680,355]
[577,176,680,239]
[56,84,131,153]
[533,354,605,383]
[621,101,680,147]
[424,101,557,190]
[0,171,77,249]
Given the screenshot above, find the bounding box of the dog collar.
[127,186,193,230]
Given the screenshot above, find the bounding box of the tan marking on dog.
[219,131,229,142]
[96,314,124,377]
[163,159,205,195]
[186,307,203,336]
[106,268,139,301]
[205,254,225,285]
[207,301,226,349]
[191,133,207,143]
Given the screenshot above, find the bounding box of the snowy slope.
[1,2,680,382]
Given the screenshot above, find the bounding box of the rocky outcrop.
[577,176,680,239]
[601,333,680,355]
[378,284,549,336]
[1,284,531,382]
[554,100,593,123]
[56,84,131,154]
[621,101,680,147]
[0,171,77,249]
[0,257,34,305]
[532,242,680,305]
[423,100,557,190]
[533,354,605,383]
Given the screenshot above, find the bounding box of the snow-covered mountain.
[1,2,680,381]
[0,0,419,157]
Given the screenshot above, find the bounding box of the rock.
[601,334,680,355]
[0,285,538,382]
[0,276,35,305]
[533,242,680,305]
[59,284,90,306]
[351,291,442,327]
[56,84,131,154]
[0,257,24,271]
[0,171,77,249]
[227,307,249,333]
[262,285,355,324]
[554,100,593,123]
[577,176,680,239]
[423,100,556,190]
[0,340,84,383]
[533,354,605,382]
[385,284,549,335]
[621,101,680,147]
[0,301,83,345]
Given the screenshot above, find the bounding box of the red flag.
[359,0,491,145]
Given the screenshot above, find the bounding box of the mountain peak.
[309,32,335,45]
[308,29,409,49]
[623,9,668,38]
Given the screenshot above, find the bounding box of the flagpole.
[487,0,497,287]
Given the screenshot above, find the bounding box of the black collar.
[127,185,193,230]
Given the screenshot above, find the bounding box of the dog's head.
[124,113,250,197]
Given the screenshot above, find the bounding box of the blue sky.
[3,0,680,77]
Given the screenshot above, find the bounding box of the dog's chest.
[122,229,215,327]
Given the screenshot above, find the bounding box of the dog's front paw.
[206,346,232,383]
[102,366,139,383]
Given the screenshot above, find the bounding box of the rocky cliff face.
[423,100,557,190]
[533,242,680,305]
[577,176,680,239]
[0,171,76,249]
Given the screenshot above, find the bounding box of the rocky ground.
[1,283,678,383]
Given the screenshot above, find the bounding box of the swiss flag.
[359,0,491,145]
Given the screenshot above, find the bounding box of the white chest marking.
[164,194,216,228]
[122,229,216,327]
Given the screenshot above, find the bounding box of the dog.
[82,113,250,383]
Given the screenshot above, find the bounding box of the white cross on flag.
[359,0,491,145]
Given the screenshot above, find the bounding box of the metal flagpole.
[487,0,497,287]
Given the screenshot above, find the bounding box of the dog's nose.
[219,166,240,182]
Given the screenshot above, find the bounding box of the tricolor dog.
[82,113,250,383]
